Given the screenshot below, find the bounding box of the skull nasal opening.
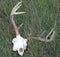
[19,48,24,52]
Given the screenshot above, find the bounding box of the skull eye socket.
[19,48,23,52]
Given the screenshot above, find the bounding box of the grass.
[0,0,60,57]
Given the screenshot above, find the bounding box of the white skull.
[12,35,27,56]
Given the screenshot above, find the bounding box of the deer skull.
[12,35,27,56]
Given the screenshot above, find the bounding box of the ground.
[0,0,60,57]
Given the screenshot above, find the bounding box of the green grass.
[0,0,60,57]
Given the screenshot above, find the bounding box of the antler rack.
[10,1,56,42]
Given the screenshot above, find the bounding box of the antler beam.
[10,1,25,35]
[32,28,55,42]
[27,23,56,42]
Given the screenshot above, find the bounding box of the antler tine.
[14,12,26,15]
[45,28,54,39]
[18,23,23,30]
[10,1,26,35]
[13,1,22,10]
[27,28,33,44]
[40,30,46,37]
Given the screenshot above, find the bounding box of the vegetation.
[0,0,60,57]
